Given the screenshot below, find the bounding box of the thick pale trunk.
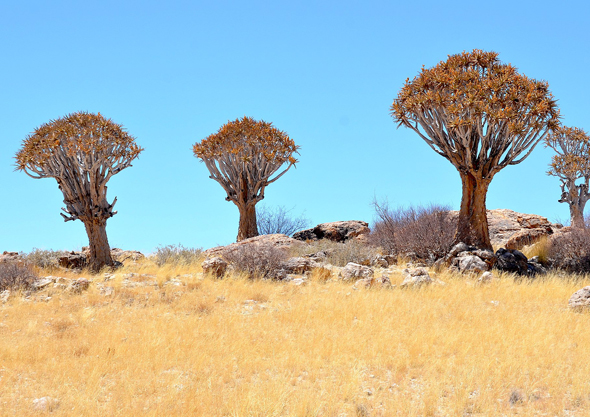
[454,172,492,250]
[237,203,258,241]
[570,203,586,229]
[84,220,114,271]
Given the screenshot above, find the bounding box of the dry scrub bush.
[370,201,455,263]
[23,248,68,269]
[548,229,590,273]
[224,243,289,279]
[153,244,203,266]
[291,239,379,267]
[0,262,37,291]
[256,205,310,236]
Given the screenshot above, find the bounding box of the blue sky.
[1,0,589,253]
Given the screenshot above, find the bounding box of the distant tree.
[15,112,142,271]
[546,126,590,229]
[256,205,310,236]
[193,117,299,241]
[391,49,559,250]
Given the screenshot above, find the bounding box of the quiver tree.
[546,126,590,228]
[391,49,559,250]
[15,112,143,271]
[193,117,299,241]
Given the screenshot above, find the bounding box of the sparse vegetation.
[224,243,289,278]
[370,201,455,263]
[256,205,310,236]
[290,239,379,267]
[0,262,37,291]
[22,248,68,269]
[548,229,590,273]
[152,244,203,266]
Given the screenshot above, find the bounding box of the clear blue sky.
[1,0,589,253]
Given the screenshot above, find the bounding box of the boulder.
[400,268,432,288]
[110,248,145,263]
[293,221,370,242]
[205,234,302,258]
[569,286,590,310]
[1,290,9,303]
[68,278,90,293]
[495,248,530,275]
[0,251,21,264]
[339,262,374,281]
[478,271,496,283]
[280,257,320,274]
[456,254,490,274]
[201,257,228,278]
[33,277,54,290]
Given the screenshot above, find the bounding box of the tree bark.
[84,220,114,271]
[237,203,259,242]
[454,172,493,250]
[570,202,586,229]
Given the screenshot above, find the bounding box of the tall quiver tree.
[15,112,143,271]
[391,50,559,250]
[194,117,299,242]
[546,126,590,228]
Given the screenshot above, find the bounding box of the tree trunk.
[84,220,114,271]
[570,202,586,229]
[454,172,493,250]
[237,203,259,241]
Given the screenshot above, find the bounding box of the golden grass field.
[1,260,590,416]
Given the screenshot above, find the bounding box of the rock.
[293,221,370,242]
[478,271,496,283]
[303,251,328,262]
[569,286,590,310]
[378,274,393,289]
[1,290,10,303]
[100,286,114,296]
[110,248,145,263]
[281,257,320,274]
[339,262,374,281]
[33,277,54,290]
[204,234,302,258]
[58,252,87,269]
[400,268,432,288]
[32,397,60,412]
[354,277,374,289]
[383,255,397,266]
[505,228,551,251]
[457,255,490,274]
[495,248,530,275]
[372,256,389,268]
[0,251,21,264]
[68,278,90,293]
[201,257,228,278]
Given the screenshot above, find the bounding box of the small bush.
[548,229,590,273]
[0,262,37,291]
[290,239,378,267]
[257,205,311,236]
[23,248,69,269]
[153,244,203,266]
[224,243,289,279]
[369,201,455,264]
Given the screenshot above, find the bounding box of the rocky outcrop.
[569,286,590,310]
[293,221,370,243]
[205,234,303,257]
[436,243,496,274]
[110,248,145,263]
[0,251,22,264]
[339,262,374,281]
[201,257,228,278]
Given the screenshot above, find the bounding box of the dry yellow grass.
[1,260,590,416]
